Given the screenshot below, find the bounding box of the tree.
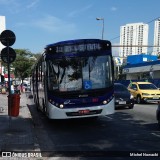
[12,49,37,83]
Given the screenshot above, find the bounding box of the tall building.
[0,16,6,51]
[0,16,6,82]
[153,19,160,55]
[119,23,149,58]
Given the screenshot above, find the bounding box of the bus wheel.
[42,99,47,114]
[35,97,40,112]
[137,95,141,104]
[34,95,36,104]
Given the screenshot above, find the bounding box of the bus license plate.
[79,110,90,115]
[119,101,126,104]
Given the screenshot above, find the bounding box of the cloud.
[111,6,117,11]
[68,4,93,18]
[33,15,76,34]
[16,15,77,35]
[0,0,39,13]
[0,0,20,11]
[26,0,39,9]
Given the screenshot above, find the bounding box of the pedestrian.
[22,85,25,93]
[17,85,21,94]
[11,84,14,94]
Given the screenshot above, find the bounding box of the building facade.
[119,23,149,58]
[122,54,160,81]
[123,60,160,81]
[153,19,160,55]
[0,16,6,83]
[0,16,6,51]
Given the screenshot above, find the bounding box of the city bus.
[31,39,115,119]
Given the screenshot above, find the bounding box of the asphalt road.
[28,102,160,159]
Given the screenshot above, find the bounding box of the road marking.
[151,132,160,137]
[104,115,113,119]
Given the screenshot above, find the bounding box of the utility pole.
[96,17,104,40]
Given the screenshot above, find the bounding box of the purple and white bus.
[31,39,115,119]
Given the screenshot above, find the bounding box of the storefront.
[123,60,160,80]
[4,74,15,81]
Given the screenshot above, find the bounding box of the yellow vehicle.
[128,82,160,104]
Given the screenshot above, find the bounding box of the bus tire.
[42,99,47,114]
[35,97,40,112]
[33,95,36,104]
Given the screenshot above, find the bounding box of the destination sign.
[56,43,102,53]
[46,39,111,54]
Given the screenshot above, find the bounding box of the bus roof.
[45,39,111,49]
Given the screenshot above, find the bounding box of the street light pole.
[96,17,104,40]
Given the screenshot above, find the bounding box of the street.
[28,101,160,157]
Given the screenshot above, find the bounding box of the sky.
[0,0,160,56]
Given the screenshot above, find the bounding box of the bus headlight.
[103,100,107,104]
[59,104,64,108]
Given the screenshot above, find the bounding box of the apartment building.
[0,16,6,51]
[119,23,149,58]
[153,19,160,55]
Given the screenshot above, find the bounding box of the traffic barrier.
[8,94,21,117]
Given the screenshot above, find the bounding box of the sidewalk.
[0,92,40,153]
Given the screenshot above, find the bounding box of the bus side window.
[47,62,59,90]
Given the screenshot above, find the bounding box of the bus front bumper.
[47,98,115,119]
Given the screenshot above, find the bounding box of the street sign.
[0,30,16,46]
[1,47,16,63]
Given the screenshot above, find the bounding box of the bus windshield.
[47,55,113,92]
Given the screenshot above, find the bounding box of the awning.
[4,74,15,78]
